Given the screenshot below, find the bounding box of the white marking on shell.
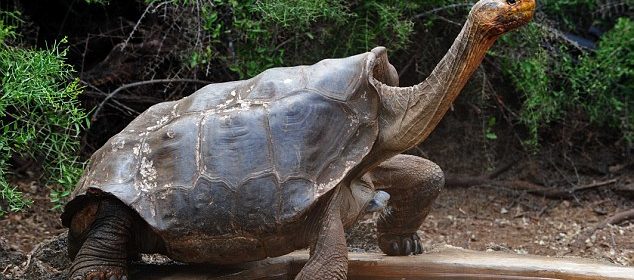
[315,158,361,198]
[230,90,237,96]
[220,107,239,113]
[141,142,152,154]
[195,118,202,172]
[239,100,250,109]
[159,191,168,200]
[150,204,156,217]
[147,115,170,131]
[138,157,157,192]
[139,157,156,179]
[170,103,180,118]
[349,115,359,127]
[283,79,292,84]
[111,139,125,152]
[132,144,141,156]
[166,129,175,139]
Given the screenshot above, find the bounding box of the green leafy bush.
[569,18,633,143]
[0,15,88,214]
[79,0,634,153]
[158,0,417,78]
[502,18,633,148]
[540,0,597,29]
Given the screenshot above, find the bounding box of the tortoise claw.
[391,242,399,254]
[403,239,413,255]
[379,233,423,256]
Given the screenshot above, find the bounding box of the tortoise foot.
[378,232,422,256]
[70,266,128,280]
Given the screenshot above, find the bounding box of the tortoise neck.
[417,19,497,140]
[374,18,499,155]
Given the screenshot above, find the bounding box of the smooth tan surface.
[131,247,634,280]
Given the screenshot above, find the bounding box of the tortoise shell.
[62,47,394,245]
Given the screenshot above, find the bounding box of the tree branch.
[90,79,211,122]
[446,174,618,199]
[596,208,634,229]
[414,3,474,19]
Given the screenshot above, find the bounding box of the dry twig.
[446,174,618,199]
[414,3,474,19]
[596,208,634,229]
[90,79,211,122]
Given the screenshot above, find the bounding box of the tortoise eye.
[507,0,517,4]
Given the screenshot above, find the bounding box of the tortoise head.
[469,0,536,37]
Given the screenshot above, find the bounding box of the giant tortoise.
[62,0,535,279]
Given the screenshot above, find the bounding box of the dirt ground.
[0,180,66,254]
[348,186,634,266]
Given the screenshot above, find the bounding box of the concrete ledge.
[130,247,634,280]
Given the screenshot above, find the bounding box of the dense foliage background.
[0,0,632,213]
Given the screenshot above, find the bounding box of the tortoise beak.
[524,0,537,10]
[499,0,536,33]
[519,0,536,21]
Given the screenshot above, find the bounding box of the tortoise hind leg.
[68,198,134,280]
[295,189,348,280]
[367,154,444,256]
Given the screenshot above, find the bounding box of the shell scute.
[143,115,200,191]
[201,106,273,188]
[269,92,358,182]
[87,139,137,187]
[248,67,307,100]
[235,174,280,234]
[177,81,243,113]
[305,54,366,101]
[279,178,315,223]
[150,178,236,235]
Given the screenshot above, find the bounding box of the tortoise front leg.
[367,154,444,256]
[68,199,133,280]
[295,189,348,280]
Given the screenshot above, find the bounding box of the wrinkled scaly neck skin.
[375,17,499,156]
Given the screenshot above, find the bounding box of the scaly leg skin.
[68,199,133,280]
[368,154,444,256]
[295,189,348,280]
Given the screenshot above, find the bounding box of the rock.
[0,237,27,279]
[21,232,70,280]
